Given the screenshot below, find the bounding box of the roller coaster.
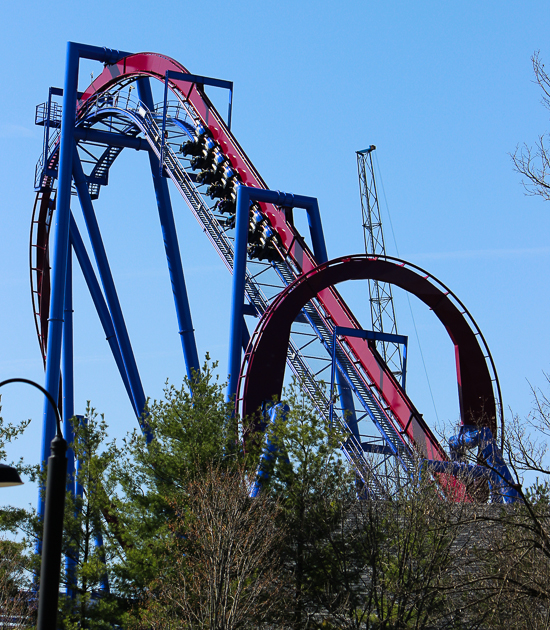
[32,42,519,509]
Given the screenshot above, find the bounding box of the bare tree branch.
[512,52,550,201]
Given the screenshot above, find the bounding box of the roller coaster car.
[181,131,215,158]
[216,198,236,215]
[247,242,280,262]
[207,167,238,199]
[220,216,235,230]
[247,222,281,262]
[194,121,210,138]
[248,206,266,235]
[180,139,204,157]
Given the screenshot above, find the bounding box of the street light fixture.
[0,463,24,487]
[0,377,68,630]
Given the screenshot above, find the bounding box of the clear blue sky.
[1,1,549,508]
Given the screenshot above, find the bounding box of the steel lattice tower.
[357,146,403,384]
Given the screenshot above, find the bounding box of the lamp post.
[0,378,68,630]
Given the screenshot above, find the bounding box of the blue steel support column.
[62,249,77,597]
[301,200,356,427]
[334,374,356,436]
[227,87,233,131]
[242,316,251,350]
[72,153,148,433]
[69,215,138,418]
[62,249,75,476]
[94,530,110,594]
[329,331,359,437]
[227,187,356,429]
[68,414,85,599]
[137,77,201,380]
[40,42,132,517]
[40,43,79,496]
[227,186,251,401]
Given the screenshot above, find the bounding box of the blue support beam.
[330,326,408,454]
[69,215,138,418]
[72,153,148,435]
[443,426,522,503]
[137,77,201,381]
[68,414,86,599]
[41,41,132,519]
[250,403,290,497]
[62,250,75,475]
[62,249,77,598]
[226,186,354,429]
[94,530,110,595]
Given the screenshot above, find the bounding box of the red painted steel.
[239,255,497,462]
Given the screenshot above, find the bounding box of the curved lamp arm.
[0,377,63,438]
[0,376,67,630]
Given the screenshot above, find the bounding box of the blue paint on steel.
[62,250,75,478]
[250,403,289,497]
[226,187,356,427]
[242,316,251,350]
[329,330,342,429]
[227,87,233,131]
[445,425,521,503]
[160,74,170,177]
[161,69,234,171]
[93,530,110,595]
[69,215,138,417]
[68,414,86,598]
[244,189,329,264]
[227,186,251,401]
[242,303,258,317]
[329,326,410,472]
[361,443,395,455]
[41,41,133,520]
[170,118,195,138]
[425,457,520,503]
[401,343,408,390]
[335,375,357,439]
[233,188,356,425]
[68,43,131,64]
[328,325,410,468]
[72,155,149,436]
[40,43,79,514]
[62,250,77,599]
[74,417,85,506]
[330,325,409,439]
[336,326,408,346]
[227,187,331,402]
[137,78,201,380]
